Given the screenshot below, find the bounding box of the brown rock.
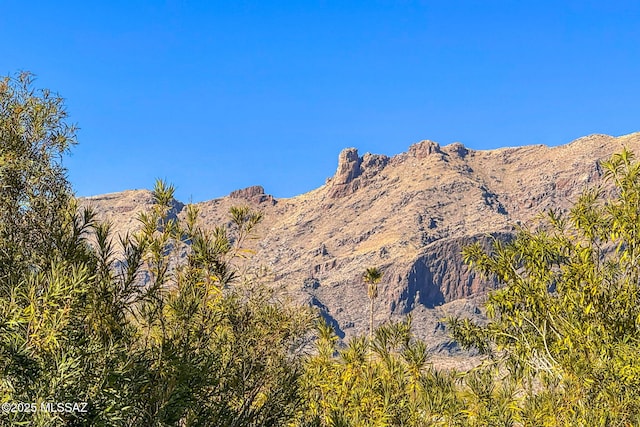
[409,140,442,158]
[229,185,265,199]
[333,148,361,185]
[328,149,389,198]
[229,185,276,205]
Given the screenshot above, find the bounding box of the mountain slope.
[82,132,640,353]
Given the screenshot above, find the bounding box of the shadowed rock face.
[393,232,513,312]
[82,132,640,353]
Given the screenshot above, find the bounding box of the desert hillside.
[81,131,640,353]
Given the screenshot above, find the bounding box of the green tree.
[449,148,640,425]
[363,267,382,341]
[0,71,79,280]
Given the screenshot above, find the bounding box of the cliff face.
[392,232,512,312]
[81,132,640,353]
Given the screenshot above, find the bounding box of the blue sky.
[2,1,639,202]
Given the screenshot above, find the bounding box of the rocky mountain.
[81,132,640,359]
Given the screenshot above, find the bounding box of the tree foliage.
[450,148,640,425]
[295,318,521,427]
[0,72,78,281]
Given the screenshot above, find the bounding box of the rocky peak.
[334,148,362,185]
[445,142,469,158]
[327,149,389,198]
[409,140,442,159]
[230,185,265,199]
[229,185,275,205]
[360,153,389,179]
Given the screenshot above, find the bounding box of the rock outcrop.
[390,232,513,312]
[328,148,389,198]
[229,185,276,205]
[408,140,442,159]
[334,148,362,185]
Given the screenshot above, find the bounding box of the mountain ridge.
[81,131,640,355]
